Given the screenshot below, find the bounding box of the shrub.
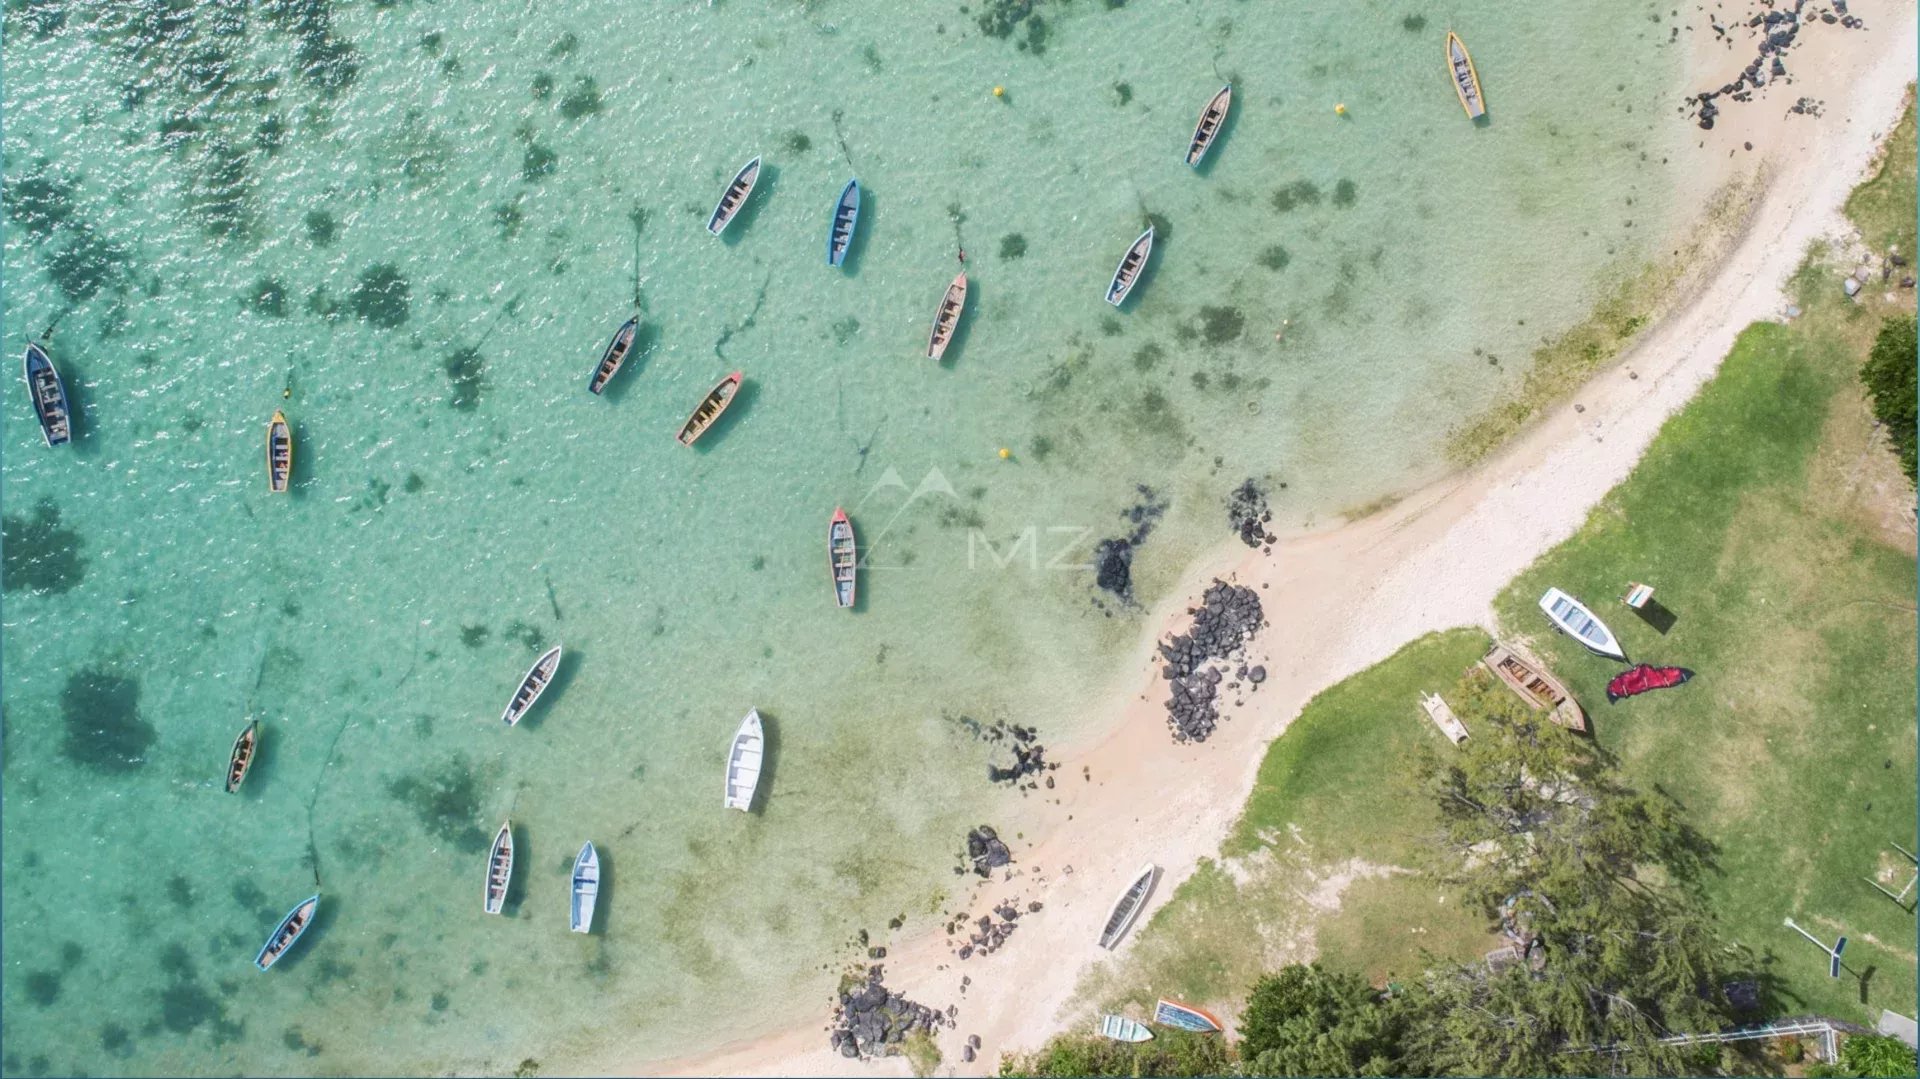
[1861,314,1917,482]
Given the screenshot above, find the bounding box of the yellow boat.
[266,410,292,493]
[1447,32,1486,120]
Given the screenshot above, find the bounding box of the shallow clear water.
[3,1,1691,1073]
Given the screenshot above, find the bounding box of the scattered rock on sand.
[827,966,953,1061]
[1157,579,1264,743]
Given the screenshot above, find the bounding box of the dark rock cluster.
[947,899,1039,960]
[986,724,1056,788]
[1689,1,1863,130]
[1091,485,1168,605]
[1227,478,1277,549]
[827,966,953,1060]
[1157,579,1266,743]
[957,825,1014,878]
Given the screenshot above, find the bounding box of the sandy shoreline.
[624,10,1917,1076]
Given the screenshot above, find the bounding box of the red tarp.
[1606,664,1692,702]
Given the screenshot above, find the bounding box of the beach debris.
[827,965,954,1060]
[1228,478,1278,548]
[957,825,1014,878]
[1158,579,1265,743]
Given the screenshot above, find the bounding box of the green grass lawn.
[1492,280,1917,1023]
[1844,88,1917,257]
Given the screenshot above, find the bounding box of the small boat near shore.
[1099,1014,1154,1043]
[827,178,860,267]
[23,343,71,447]
[1419,692,1469,744]
[724,709,765,811]
[1153,998,1223,1033]
[829,508,857,608]
[1482,642,1587,733]
[569,842,599,933]
[1106,227,1154,307]
[926,273,967,360]
[266,410,292,493]
[1447,32,1487,120]
[1538,587,1626,661]
[484,820,513,914]
[501,645,562,726]
[225,720,259,793]
[1097,862,1158,949]
[587,316,639,395]
[676,371,742,446]
[707,156,761,235]
[255,895,319,971]
[1185,84,1232,166]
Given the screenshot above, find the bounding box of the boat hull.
[1185,85,1232,166]
[484,820,514,914]
[23,344,71,448]
[501,645,563,726]
[255,895,320,971]
[570,842,599,932]
[1538,588,1626,661]
[266,411,292,493]
[829,508,857,608]
[225,720,259,793]
[1097,863,1158,949]
[1106,228,1154,306]
[926,274,968,360]
[724,709,765,811]
[588,317,640,395]
[676,372,742,446]
[1448,32,1487,120]
[827,178,860,266]
[1153,998,1223,1033]
[707,156,761,235]
[1482,643,1587,733]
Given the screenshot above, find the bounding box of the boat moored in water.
[255,895,319,971]
[1447,32,1487,119]
[266,411,292,493]
[676,372,742,446]
[707,156,761,235]
[484,820,514,914]
[225,720,259,793]
[724,709,765,811]
[570,842,599,932]
[926,273,968,360]
[587,316,640,395]
[829,508,857,609]
[501,645,562,726]
[23,343,71,448]
[1106,227,1154,306]
[827,178,861,266]
[1185,84,1232,166]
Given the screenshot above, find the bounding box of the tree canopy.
[1861,314,1917,482]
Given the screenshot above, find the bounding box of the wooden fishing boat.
[587,316,639,395]
[1447,32,1487,120]
[1185,84,1232,166]
[1482,642,1587,733]
[266,410,292,493]
[1098,1014,1154,1043]
[1153,998,1223,1033]
[675,371,742,446]
[829,507,857,609]
[500,644,562,726]
[1097,862,1158,949]
[723,709,765,811]
[483,820,513,914]
[255,895,319,971]
[225,720,259,793]
[826,178,860,267]
[22,343,71,447]
[707,156,761,235]
[1105,227,1154,307]
[926,273,967,360]
[1537,587,1626,661]
[569,841,599,933]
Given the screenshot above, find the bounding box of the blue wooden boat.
[1106,227,1154,307]
[826,178,860,266]
[23,342,71,447]
[1153,998,1223,1033]
[707,156,761,236]
[255,894,319,971]
[588,316,639,395]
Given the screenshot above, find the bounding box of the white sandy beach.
[631,9,1918,1076]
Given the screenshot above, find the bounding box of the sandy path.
[627,10,1916,1076]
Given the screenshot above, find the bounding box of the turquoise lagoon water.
[3,1,1695,1074]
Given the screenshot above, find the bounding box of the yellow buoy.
[998,447,1012,460]
[993,86,1005,98]
[1334,102,1347,116]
